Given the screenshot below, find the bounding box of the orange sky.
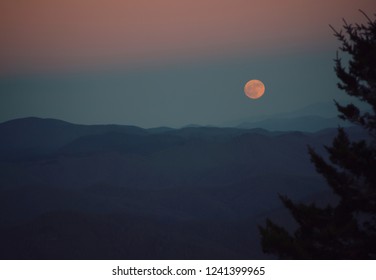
[0,0,374,74]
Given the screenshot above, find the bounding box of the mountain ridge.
[0,116,365,259]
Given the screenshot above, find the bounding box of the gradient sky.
[0,0,374,127]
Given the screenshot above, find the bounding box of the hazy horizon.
[1,1,374,128]
[0,51,352,128]
[0,99,347,131]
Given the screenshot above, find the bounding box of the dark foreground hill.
[0,118,366,259]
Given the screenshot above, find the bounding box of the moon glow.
[244,80,265,99]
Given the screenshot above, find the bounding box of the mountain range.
[229,101,367,132]
[0,117,366,259]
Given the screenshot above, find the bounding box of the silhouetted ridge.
[0,117,369,259]
[0,117,147,160]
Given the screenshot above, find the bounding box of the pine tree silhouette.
[259,11,376,259]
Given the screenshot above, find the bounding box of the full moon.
[244,79,265,99]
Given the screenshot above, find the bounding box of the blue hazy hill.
[0,117,366,259]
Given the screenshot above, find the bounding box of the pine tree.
[259,11,376,259]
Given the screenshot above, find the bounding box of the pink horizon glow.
[0,0,374,74]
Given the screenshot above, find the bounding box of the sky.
[0,0,374,128]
